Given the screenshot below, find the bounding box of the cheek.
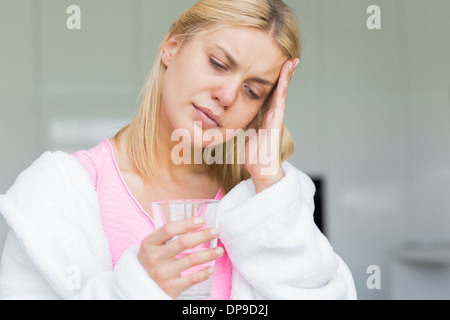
[162,63,182,96]
[161,61,193,113]
[160,74,189,130]
[160,76,177,118]
[226,105,261,129]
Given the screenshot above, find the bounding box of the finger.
[170,266,215,298]
[266,64,290,128]
[145,244,222,285]
[270,60,293,115]
[274,59,299,115]
[172,245,224,276]
[281,58,299,93]
[276,60,293,96]
[145,216,205,245]
[146,239,222,286]
[165,227,220,258]
[291,58,300,79]
[261,58,298,130]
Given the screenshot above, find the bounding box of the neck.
[119,123,209,186]
[157,129,209,177]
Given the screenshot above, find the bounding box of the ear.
[161,34,181,67]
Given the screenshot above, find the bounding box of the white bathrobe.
[0,151,357,300]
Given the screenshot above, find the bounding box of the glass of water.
[151,199,220,300]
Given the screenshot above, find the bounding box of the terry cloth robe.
[0,151,357,300]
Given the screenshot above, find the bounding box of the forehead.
[189,25,286,78]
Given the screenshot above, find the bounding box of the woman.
[0,0,356,299]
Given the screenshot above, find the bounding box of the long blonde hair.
[115,0,301,195]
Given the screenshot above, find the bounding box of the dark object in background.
[311,177,325,235]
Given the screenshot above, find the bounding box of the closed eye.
[209,56,260,100]
[209,57,227,71]
[244,85,260,100]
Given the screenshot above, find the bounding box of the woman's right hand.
[137,217,223,299]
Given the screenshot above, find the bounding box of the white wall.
[287,0,450,299]
[1,0,449,300]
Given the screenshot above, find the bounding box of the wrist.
[253,169,285,193]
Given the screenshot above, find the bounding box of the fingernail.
[210,228,219,236]
[194,217,204,225]
[208,267,214,274]
[216,247,224,256]
[289,62,293,72]
[284,80,288,89]
[292,69,296,77]
[294,59,300,69]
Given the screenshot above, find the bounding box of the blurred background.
[1,0,449,300]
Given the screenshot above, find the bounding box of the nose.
[211,78,240,109]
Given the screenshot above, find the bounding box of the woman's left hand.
[244,58,299,193]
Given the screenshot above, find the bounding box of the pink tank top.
[73,140,232,300]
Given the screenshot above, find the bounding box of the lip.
[193,104,223,127]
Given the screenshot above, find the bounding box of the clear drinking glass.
[151,199,220,300]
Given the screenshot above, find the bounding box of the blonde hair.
[115,0,301,194]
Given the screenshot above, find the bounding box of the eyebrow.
[214,43,275,87]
